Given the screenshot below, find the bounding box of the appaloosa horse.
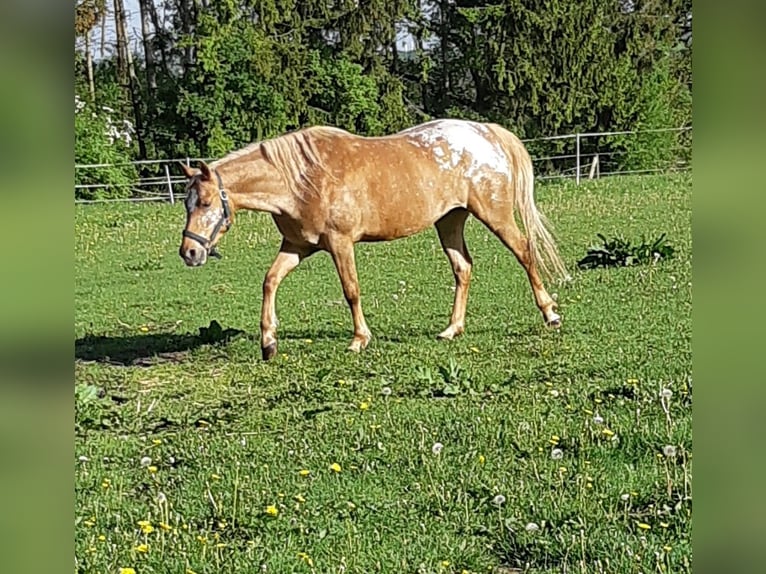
[179,119,567,360]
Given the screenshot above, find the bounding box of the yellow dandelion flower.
[98,534,106,541]
[549,435,560,445]
[265,505,278,517]
[584,408,593,415]
[83,519,95,528]
[101,478,111,489]
[139,326,149,332]
[197,535,207,544]
[134,543,149,553]
[359,401,371,410]
[440,560,450,567]
[211,473,221,480]
[330,462,342,473]
[147,466,158,473]
[470,346,480,353]
[159,522,172,531]
[594,398,603,404]
[602,428,615,437]
[299,469,311,476]
[119,569,137,574]
[637,522,651,530]
[152,439,162,445]
[187,570,199,574]
[297,552,314,567]
[478,454,485,465]
[216,543,227,548]
[663,545,672,552]
[627,378,638,384]
[295,494,306,503]
[138,520,154,534]
[660,522,670,528]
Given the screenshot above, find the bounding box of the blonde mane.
[213,126,346,198]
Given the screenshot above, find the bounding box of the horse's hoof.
[347,334,371,353]
[437,325,463,340]
[262,342,278,361]
[546,312,562,328]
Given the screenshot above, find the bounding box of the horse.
[179,119,568,360]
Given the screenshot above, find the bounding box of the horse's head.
[179,161,233,267]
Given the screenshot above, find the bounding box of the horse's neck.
[220,160,288,215]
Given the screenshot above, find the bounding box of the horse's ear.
[179,162,196,179]
[199,161,213,181]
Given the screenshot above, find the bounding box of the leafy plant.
[75,95,138,200]
[577,233,675,269]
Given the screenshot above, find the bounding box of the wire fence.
[74,126,691,204]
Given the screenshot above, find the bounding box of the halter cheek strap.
[182,170,232,257]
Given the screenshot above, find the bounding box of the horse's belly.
[358,193,463,241]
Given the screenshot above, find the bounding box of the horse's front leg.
[328,238,372,352]
[260,240,315,360]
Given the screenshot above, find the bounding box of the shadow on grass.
[75,321,245,366]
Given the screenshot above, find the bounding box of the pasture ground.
[75,174,692,574]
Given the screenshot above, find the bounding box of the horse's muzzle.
[180,244,207,267]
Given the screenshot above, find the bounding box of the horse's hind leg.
[260,239,317,360]
[471,207,560,327]
[435,208,473,340]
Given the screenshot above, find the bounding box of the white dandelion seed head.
[551,448,564,461]
[140,456,152,467]
[157,491,167,504]
[593,414,604,425]
[549,389,560,398]
[168,456,175,464]
[78,455,89,462]
[491,494,506,506]
[381,386,392,396]
[241,437,247,447]
[621,493,630,501]
[392,294,399,301]
[525,522,540,532]
[432,442,444,455]
[662,445,677,457]
[660,388,673,399]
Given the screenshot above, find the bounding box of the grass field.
[75,174,692,574]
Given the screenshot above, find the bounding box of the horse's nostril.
[188,248,197,259]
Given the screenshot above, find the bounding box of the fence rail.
[75,126,691,204]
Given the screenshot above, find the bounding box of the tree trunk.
[439,1,450,111]
[147,0,169,77]
[113,0,128,85]
[84,30,95,102]
[116,0,148,159]
[139,0,157,92]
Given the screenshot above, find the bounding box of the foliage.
[577,232,676,270]
[73,0,692,170]
[75,174,692,573]
[75,95,138,200]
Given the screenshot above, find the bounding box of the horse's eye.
[200,200,212,208]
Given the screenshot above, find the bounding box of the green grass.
[75,174,692,574]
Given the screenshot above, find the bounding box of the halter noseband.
[182,170,231,258]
